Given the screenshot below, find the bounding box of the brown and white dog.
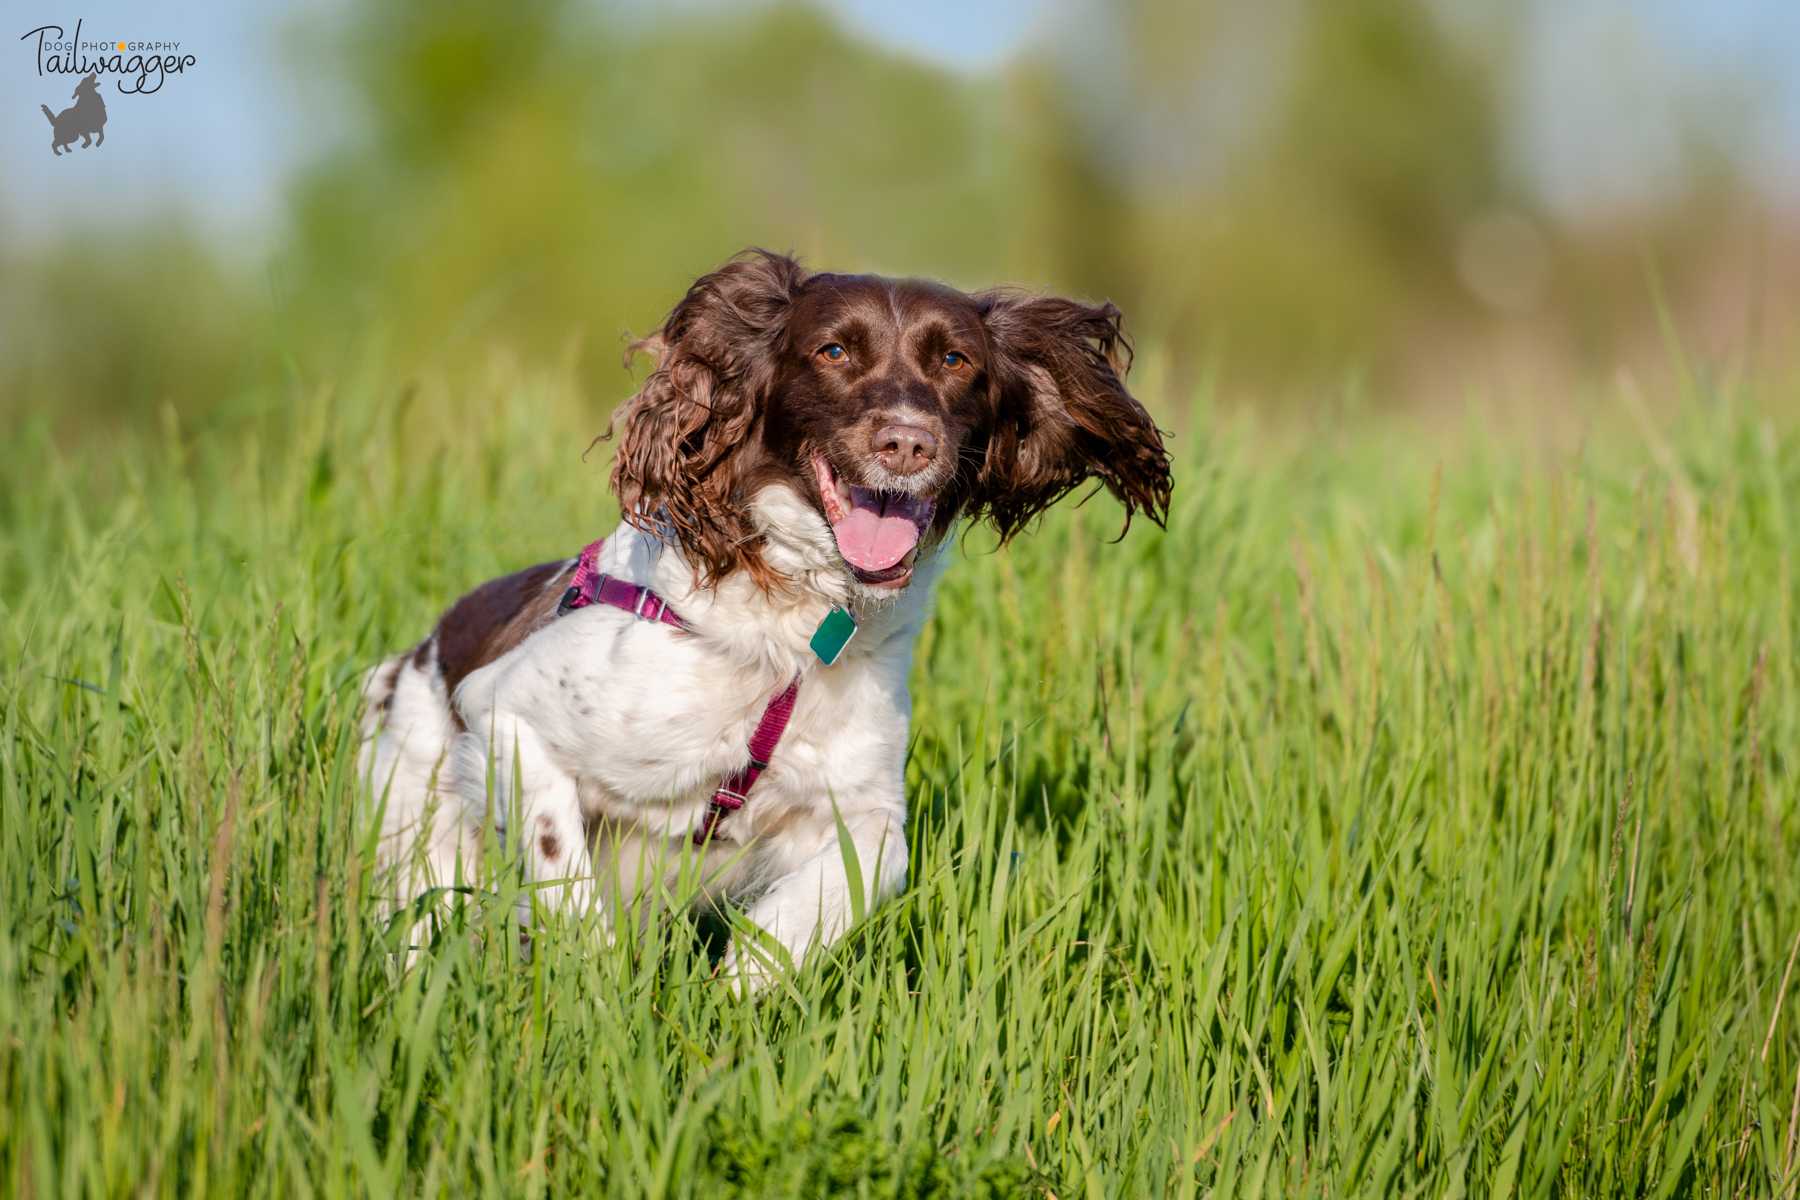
[360,251,1170,988]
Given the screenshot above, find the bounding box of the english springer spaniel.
[360,251,1171,990]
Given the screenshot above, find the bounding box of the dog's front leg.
[518,773,597,930]
[723,807,907,994]
[456,720,599,933]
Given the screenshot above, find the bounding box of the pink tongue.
[832,487,925,571]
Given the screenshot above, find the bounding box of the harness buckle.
[634,588,662,622]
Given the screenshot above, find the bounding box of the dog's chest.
[458,605,914,815]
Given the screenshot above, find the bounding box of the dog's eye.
[818,344,848,363]
[943,352,968,370]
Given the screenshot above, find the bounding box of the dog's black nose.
[873,425,937,476]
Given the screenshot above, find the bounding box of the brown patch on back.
[371,659,403,716]
[435,559,577,699]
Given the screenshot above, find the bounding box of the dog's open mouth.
[813,455,936,589]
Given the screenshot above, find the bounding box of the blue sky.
[4,0,1797,246]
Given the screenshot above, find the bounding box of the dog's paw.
[717,941,780,999]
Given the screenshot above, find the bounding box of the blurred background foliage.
[0,0,1791,430]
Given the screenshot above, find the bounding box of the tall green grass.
[1,365,1796,1198]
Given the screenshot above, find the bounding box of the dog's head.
[610,250,1171,594]
[74,72,99,98]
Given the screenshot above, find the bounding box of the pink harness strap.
[696,676,801,845]
[557,538,800,844]
[559,538,686,629]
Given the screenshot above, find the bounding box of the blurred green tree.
[1012,0,1508,386]
[283,0,1011,395]
[285,0,1515,394]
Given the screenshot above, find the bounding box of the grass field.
[2,363,1797,1198]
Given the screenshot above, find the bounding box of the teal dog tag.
[810,606,858,665]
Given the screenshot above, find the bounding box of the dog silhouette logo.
[41,71,106,155]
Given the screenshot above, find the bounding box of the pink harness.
[559,539,800,845]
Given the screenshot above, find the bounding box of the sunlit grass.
[2,364,1797,1197]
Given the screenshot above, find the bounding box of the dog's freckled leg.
[495,747,601,941]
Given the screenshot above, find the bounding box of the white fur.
[359,482,945,991]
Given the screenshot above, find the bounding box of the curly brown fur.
[609,251,805,588]
[968,291,1170,541]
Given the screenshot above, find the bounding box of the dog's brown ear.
[968,293,1172,540]
[608,250,807,585]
